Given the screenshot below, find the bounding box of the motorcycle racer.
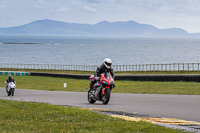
[89,58,115,91]
[5,75,16,91]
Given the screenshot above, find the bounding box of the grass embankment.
[1,75,200,95]
[1,68,200,75]
[0,100,186,133]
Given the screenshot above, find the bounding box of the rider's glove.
[94,77,100,81]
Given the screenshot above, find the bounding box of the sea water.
[0,36,200,65]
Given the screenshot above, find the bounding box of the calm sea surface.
[0,36,200,65]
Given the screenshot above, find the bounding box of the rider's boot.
[87,83,93,92]
[5,86,8,91]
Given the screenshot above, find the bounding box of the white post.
[64,83,67,88]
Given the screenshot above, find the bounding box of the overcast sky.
[0,0,200,33]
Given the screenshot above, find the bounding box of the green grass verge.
[1,75,200,95]
[0,100,186,133]
[1,68,200,75]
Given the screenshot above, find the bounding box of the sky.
[0,0,200,33]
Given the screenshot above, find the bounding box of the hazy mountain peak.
[123,20,138,23]
[95,20,111,25]
[30,19,65,24]
[0,19,195,37]
[167,28,188,33]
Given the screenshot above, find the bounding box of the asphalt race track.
[0,87,200,122]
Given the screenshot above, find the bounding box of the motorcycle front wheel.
[102,89,110,105]
[11,89,14,96]
[88,90,96,104]
[7,91,11,96]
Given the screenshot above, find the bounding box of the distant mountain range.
[0,19,199,37]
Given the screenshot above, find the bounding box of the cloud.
[0,4,6,8]
[85,0,100,4]
[34,4,45,8]
[38,0,44,4]
[83,6,97,12]
[59,7,70,13]
[34,0,46,8]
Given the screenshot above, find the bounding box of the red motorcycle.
[88,72,115,105]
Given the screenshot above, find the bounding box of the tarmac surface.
[0,87,200,123]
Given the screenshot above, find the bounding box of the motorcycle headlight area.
[103,81,108,84]
[110,82,114,86]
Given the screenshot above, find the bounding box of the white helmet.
[104,58,112,69]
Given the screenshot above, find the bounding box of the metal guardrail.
[0,63,200,72]
[0,63,98,71]
[114,63,200,72]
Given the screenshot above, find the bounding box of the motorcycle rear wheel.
[88,90,96,104]
[102,89,110,105]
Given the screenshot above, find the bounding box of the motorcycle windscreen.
[103,72,111,80]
